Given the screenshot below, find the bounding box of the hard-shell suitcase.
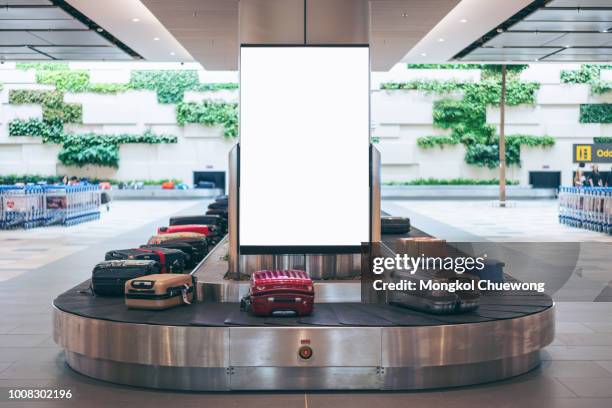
[381,216,411,235]
[169,214,227,233]
[125,274,194,310]
[388,269,479,314]
[92,260,160,296]
[147,232,209,263]
[140,243,200,269]
[206,208,228,219]
[208,200,227,210]
[162,181,174,190]
[158,224,212,237]
[104,248,186,273]
[395,237,448,258]
[241,270,314,317]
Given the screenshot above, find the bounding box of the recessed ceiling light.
[132,18,140,22]
[170,52,176,56]
[535,58,539,62]
[153,37,160,41]
[401,13,408,18]
[460,19,468,23]
[96,27,103,32]
[438,38,445,42]
[496,28,504,33]
[421,53,427,57]
[565,45,571,48]
[602,29,609,33]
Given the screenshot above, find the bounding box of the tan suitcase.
[395,237,448,258]
[125,274,194,310]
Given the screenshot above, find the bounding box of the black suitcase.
[206,208,228,219]
[104,247,186,273]
[169,214,227,233]
[141,243,201,268]
[208,201,228,210]
[145,233,209,266]
[92,260,160,296]
[381,216,411,234]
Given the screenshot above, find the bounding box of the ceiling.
[0,0,138,61]
[457,0,612,62]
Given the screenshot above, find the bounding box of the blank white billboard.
[239,46,370,251]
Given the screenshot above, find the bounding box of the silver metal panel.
[545,33,612,47]
[32,30,112,46]
[545,53,612,61]
[0,46,36,53]
[381,352,541,390]
[306,0,369,45]
[558,47,612,55]
[230,367,380,390]
[0,31,50,45]
[313,281,361,302]
[199,281,250,302]
[510,20,612,32]
[526,8,612,22]
[34,45,125,54]
[485,32,566,47]
[239,0,304,44]
[65,352,230,391]
[2,0,52,5]
[46,53,133,60]
[462,53,547,62]
[229,327,382,367]
[0,53,50,60]
[54,307,229,367]
[0,6,70,19]
[470,47,558,56]
[382,305,555,367]
[548,0,612,6]
[228,144,239,274]
[371,146,381,243]
[0,19,87,30]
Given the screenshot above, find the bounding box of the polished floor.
[0,199,611,407]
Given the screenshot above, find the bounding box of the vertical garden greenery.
[8,63,240,167]
[382,64,554,168]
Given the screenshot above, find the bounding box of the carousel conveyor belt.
[54,280,552,328]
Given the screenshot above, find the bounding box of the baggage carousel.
[53,234,555,391]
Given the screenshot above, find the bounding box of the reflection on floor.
[0,199,610,407]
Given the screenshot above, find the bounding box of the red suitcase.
[244,270,315,317]
[158,224,211,237]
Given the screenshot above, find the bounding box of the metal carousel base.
[53,302,554,391]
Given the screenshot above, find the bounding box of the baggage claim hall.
[1,1,612,407]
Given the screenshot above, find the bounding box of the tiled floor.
[0,199,610,407]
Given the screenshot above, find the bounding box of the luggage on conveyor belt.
[141,242,200,269]
[208,200,227,210]
[381,216,411,235]
[158,224,212,237]
[104,248,186,274]
[395,237,448,258]
[92,260,160,296]
[169,214,227,233]
[241,270,314,317]
[388,270,480,314]
[147,232,209,264]
[206,208,228,219]
[197,181,215,189]
[125,274,194,310]
[472,258,505,284]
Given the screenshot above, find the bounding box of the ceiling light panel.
[0,19,87,30]
[0,53,50,60]
[470,46,557,56]
[485,32,566,47]
[31,30,113,46]
[0,6,72,20]
[0,31,50,45]
[545,53,612,61]
[0,0,53,4]
[510,20,612,32]
[461,53,547,61]
[526,8,612,22]
[556,47,612,55]
[0,46,37,53]
[34,46,126,54]
[45,53,133,60]
[546,0,612,7]
[544,32,612,47]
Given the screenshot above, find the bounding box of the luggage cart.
[559,187,612,235]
